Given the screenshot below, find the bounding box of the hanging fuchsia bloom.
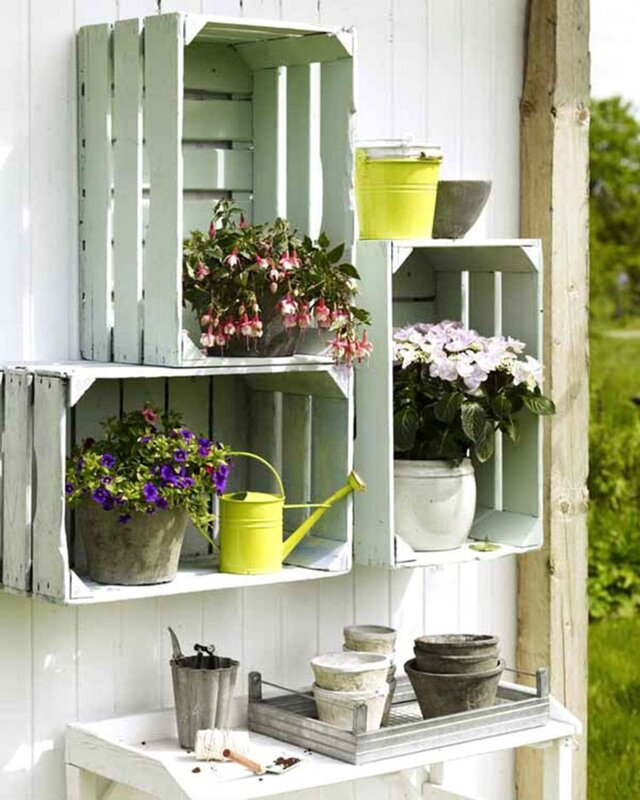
[214,326,228,348]
[239,213,247,229]
[329,335,347,362]
[208,221,216,239]
[314,298,331,329]
[223,247,241,268]
[255,256,269,269]
[250,316,263,338]
[278,294,297,317]
[239,314,252,338]
[195,261,210,281]
[297,303,311,329]
[279,252,296,271]
[200,312,213,327]
[357,331,373,360]
[223,319,236,337]
[289,249,301,268]
[332,307,350,328]
[200,325,215,349]
[142,407,158,425]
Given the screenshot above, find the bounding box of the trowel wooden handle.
[223,748,265,775]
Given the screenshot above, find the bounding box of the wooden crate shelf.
[0,361,354,603]
[353,239,544,569]
[78,13,355,367]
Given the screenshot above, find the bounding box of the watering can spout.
[282,471,366,560]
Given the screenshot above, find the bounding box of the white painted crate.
[354,239,544,569]
[78,13,355,366]
[0,361,353,603]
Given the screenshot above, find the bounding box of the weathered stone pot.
[405,658,504,719]
[414,633,499,658]
[414,650,498,674]
[313,683,389,732]
[343,624,397,654]
[432,180,492,239]
[78,504,188,585]
[394,459,477,551]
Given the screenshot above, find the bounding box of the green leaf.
[474,422,495,463]
[338,263,361,280]
[502,416,520,443]
[394,406,420,452]
[523,393,556,415]
[491,394,512,417]
[318,232,330,248]
[328,243,345,263]
[469,541,502,552]
[461,401,487,442]
[350,307,371,324]
[434,392,464,423]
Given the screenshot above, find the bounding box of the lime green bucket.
[356,144,443,240]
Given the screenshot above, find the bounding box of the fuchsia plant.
[393,321,555,463]
[182,200,372,364]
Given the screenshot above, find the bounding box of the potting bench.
[65,695,580,800]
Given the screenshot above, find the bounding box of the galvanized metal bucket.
[168,628,240,749]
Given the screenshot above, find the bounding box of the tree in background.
[590,96,640,321]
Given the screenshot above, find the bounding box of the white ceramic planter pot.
[394,459,476,551]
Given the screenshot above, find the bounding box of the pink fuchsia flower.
[278,294,298,317]
[214,327,228,348]
[208,221,216,239]
[239,314,252,338]
[200,325,215,349]
[255,256,269,269]
[268,267,280,283]
[269,281,278,294]
[282,313,298,330]
[142,407,158,425]
[279,252,297,271]
[314,298,332,329]
[223,247,241,268]
[329,335,347,362]
[195,261,209,281]
[250,317,263,338]
[331,308,350,328]
[239,213,247,229]
[297,303,311,329]
[200,312,213,327]
[223,319,236,337]
[357,331,373,360]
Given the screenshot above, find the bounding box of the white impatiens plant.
[393,321,555,463]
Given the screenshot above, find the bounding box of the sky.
[591,0,640,110]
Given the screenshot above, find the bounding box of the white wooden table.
[66,698,580,800]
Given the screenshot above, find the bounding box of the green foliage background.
[588,97,640,620]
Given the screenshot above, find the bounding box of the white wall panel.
[0,2,526,799]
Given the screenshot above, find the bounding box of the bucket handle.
[227,451,331,509]
[228,451,285,499]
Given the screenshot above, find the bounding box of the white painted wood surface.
[0,2,529,799]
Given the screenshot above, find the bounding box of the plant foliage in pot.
[183,200,373,364]
[393,321,555,551]
[65,406,232,585]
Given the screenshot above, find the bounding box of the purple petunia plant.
[393,321,555,463]
[65,406,232,538]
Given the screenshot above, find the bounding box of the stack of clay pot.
[343,624,397,725]
[405,634,504,719]
[310,625,396,732]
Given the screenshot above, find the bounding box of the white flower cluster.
[393,321,543,392]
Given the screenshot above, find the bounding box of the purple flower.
[160,465,176,485]
[92,487,111,507]
[218,462,230,479]
[117,513,131,525]
[198,437,211,448]
[173,448,187,463]
[76,458,85,473]
[101,475,113,486]
[146,506,156,515]
[197,441,210,457]
[178,476,194,490]
[213,469,228,496]
[65,482,74,496]
[115,493,127,507]
[100,453,116,469]
[142,482,159,503]
[156,497,169,510]
[180,428,194,441]
[140,435,151,444]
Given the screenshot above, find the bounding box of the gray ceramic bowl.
[432,180,492,239]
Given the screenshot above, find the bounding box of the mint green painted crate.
[78,13,355,367]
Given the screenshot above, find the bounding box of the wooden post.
[517,2,589,800]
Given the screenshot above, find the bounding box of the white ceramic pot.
[394,459,476,551]
[310,652,390,692]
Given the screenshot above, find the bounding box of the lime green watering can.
[219,452,366,575]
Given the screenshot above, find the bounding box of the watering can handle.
[227,451,285,499]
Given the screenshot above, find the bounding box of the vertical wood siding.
[0,2,526,799]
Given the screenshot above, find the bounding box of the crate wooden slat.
[77,13,355,367]
[354,239,544,569]
[0,362,354,603]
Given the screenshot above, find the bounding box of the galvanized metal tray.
[247,669,550,765]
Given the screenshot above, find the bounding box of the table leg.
[66,766,99,800]
[543,737,574,800]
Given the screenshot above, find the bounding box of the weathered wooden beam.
[517,2,589,800]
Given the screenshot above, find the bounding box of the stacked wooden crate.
[0,13,357,603]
